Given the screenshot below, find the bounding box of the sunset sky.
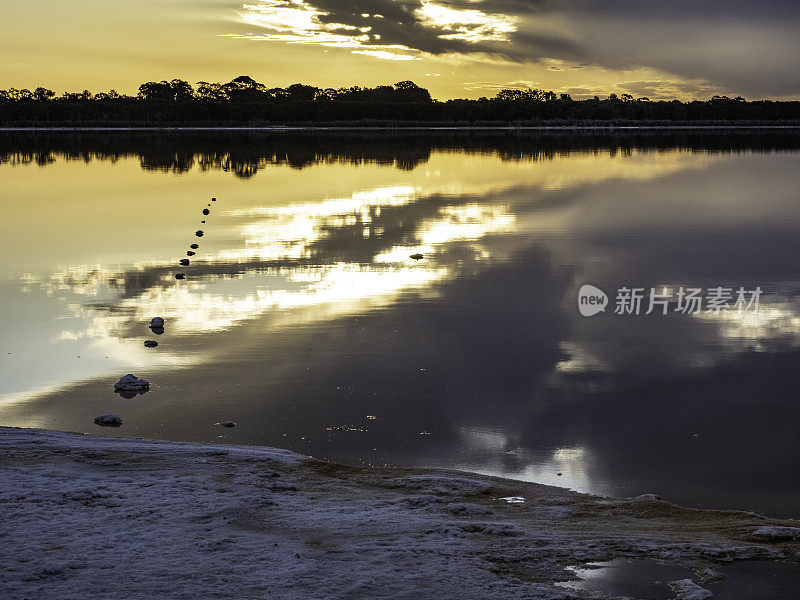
[2,0,798,100]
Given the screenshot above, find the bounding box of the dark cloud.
[238,0,559,60]
[550,1,800,97]
[236,0,800,96]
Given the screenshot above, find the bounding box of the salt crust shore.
[1,427,798,599]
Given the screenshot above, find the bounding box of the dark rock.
[180,259,190,266]
[114,374,150,393]
[190,243,199,249]
[410,253,424,260]
[187,251,195,256]
[203,209,210,215]
[175,273,185,280]
[195,230,204,237]
[94,414,123,427]
[144,340,158,348]
[149,317,165,328]
[216,421,236,428]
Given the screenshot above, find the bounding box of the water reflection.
[1,131,800,517]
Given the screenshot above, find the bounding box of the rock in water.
[195,230,204,237]
[410,253,424,260]
[94,414,123,427]
[180,259,190,266]
[114,374,150,393]
[144,340,158,348]
[190,243,199,249]
[215,421,236,428]
[149,317,165,328]
[202,209,210,215]
[175,273,185,280]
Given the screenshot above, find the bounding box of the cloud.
[225,0,800,97]
[352,49,422,60]
[463,79,540,92]
[229,0,555,62]
[559,79,727,101]
[556,3,800,97]
[414,1,518,43]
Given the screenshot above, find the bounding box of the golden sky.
[2,1,798,100]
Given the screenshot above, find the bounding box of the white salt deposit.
[1,427,798,600]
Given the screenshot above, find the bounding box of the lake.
[1,129,799,518]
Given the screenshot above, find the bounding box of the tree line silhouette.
[1,76,799,125]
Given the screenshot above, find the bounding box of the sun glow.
[415,1,518,43]
[233,0,422,60]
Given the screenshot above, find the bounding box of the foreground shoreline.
[1,427,798,599]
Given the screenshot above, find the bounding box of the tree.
[1,78,798,125]
[393,81,431,102]
[137,79,193,101]
[6,88,33,101]
[315,88,338,102]
[62,90,92,101]
[286,83,319,102]
[170,79,194,101]
[196,81,226,101]
[33,87,55,101]
[223,76,268,102]
[138,81,175,101]
[496,89,524,101]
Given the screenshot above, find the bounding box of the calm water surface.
[2,131,799,518]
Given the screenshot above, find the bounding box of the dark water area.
[2,130,800,519]
[558,558,800,599]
